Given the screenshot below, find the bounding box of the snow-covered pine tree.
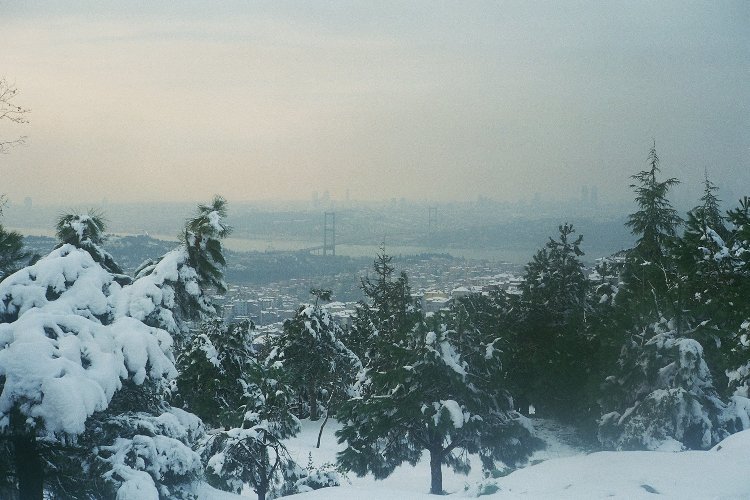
[177,318,255,428]
[124,195,231,348]
[598,318,747,450]
[0,214,190,498]
[671,176,735,388]
[55,211,125,276]
[200,356,301,500]
[337,255,537,495]
[0,197,35,281]
[512,223,591,419]
[723,197,750,397]
[89,198,232,498]
[269,289,360,430]
[619,142,682,319]
[581,254,629,422]
[0,225,34,282]
[0,198,231,499]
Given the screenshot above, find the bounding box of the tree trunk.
[308,382,319,421]
[429,450,443,495]
[256,457,268,500]
[316,412,330,449]
[13,433,44,500]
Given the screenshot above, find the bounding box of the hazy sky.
[1,1,748,206]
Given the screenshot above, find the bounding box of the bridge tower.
[323,212,336,256]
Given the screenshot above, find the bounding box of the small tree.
[200,357,301,500]
[620,142,682,318]
[722,197,750,396]
[177,318,255,428]
[598,318,746,450]
[337,255,537,494]
[511,223,591,419]
[0,195,36,281]
[0,198,230,499]
[270,289,360,435]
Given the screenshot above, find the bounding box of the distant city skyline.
[1,1,748,207]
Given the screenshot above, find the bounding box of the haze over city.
[1,0,747,206]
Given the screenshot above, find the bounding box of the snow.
[0,245,176,437]
[492,439,750,499]
[436,399,465,428]
[199,420,750,499]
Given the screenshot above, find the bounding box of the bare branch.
[0,77,30,153]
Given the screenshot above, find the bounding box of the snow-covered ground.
[200,419,750,499]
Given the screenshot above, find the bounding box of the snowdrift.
[255,428,750,500]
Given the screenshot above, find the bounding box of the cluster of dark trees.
[499,144,750,451]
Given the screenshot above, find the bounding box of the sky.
[0,1,748,206]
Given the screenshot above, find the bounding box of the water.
[10,227,532,264]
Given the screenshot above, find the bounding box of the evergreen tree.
[721,197,750,396]
[129,195,231,347]
[598,173,750,452]
[0,198,230,499]
[177,318,255,428]
[620,142,682,319]
[337,255,537,494]
[695,170,727,239]
[598,318,746,450]
[626,143,682,265]
[55,211,124,275]
[511,223,591,419]
[0,196,35,281]
[0,225,33,281]
[671,175,734,389]
[270,289,360,443]
[200,357,301,500]
[348,252,424,372]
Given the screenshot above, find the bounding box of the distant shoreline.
[13,226,537,264]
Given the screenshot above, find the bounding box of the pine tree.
[0,216,193,498]
[671,175,734,389]
[512,223,591,419]
[695,170,727,239]
[55,211,124,275]
[177,318,255,428]
[723,197,750,396]
[0,197,35,281]
[0,198,230,499]
[0,225,33,281]
[269,289,360,444]
[598,318,744,450]
[128,195,231,347]
[200,357,301,500]
[620,142,682,318]
[337,255,537,494]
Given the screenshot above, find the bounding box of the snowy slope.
[200,419,750,499]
